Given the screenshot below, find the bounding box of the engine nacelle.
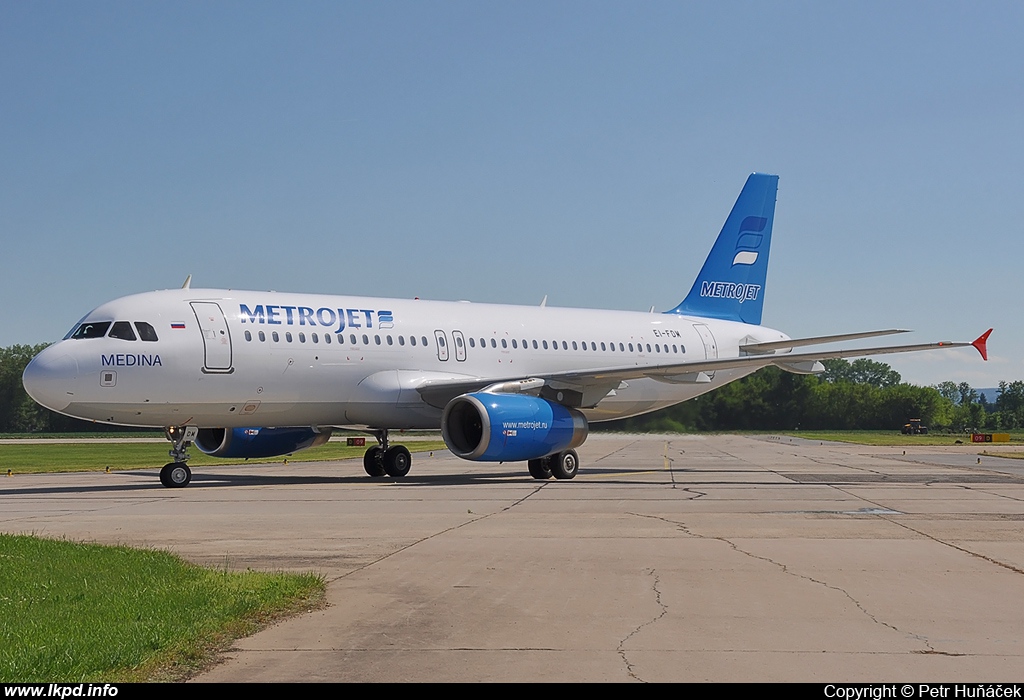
[194,427,332,459]
[442,393,588,462]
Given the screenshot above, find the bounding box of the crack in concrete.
[629,511,937,653]
[590,440,642,463]
[880,515,1024,576]
[327,482,550,584]
[828,485,1024,577]
[616,568,666,683]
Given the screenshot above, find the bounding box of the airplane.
[22,173,991,488]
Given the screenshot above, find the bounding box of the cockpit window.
[70,321,111,339]
[135,322,159,342]
[108,321,137,341]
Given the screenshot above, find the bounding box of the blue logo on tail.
[666,173,778,325]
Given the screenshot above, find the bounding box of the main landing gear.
[161,426,198,488]
[528,449,579,480]
[363,429,412,478]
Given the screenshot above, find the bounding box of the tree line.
[598,358,1024,433]
[1,344,1021,434]
[0,344,139,433]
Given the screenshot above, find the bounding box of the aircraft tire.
[383,445,412,478]
[160,462,191,488]
[550,450,579,480]
[363,447,386,477]
[528,457,552,480]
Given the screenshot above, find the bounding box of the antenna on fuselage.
[181,275,192,289]
[540,295,547,307]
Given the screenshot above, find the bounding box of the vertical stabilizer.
[665,173,778,325]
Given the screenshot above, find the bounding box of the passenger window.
[350,334,357,345]
[135,322,159,342]
[363,334,369,345]
[512,339,518,349]
[375,335,381,345]
[410,336,417,346]
[387,335,393,346]
[398,336,405,346]
[287,332,293,342]
[421,336,428,346]
[71,321,111,339]
[469,338,476,348]
[501,339,507,349]
[245,330,252,341]
[273,332,280,342]
[259,331,266,342]
[108,321,137,341]
[572,341,578,350]
[325,333,332,344]
[299,333,306,343]
[562,341,568,350]
[312,333,319,344]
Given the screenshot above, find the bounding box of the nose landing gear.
[161,426,198,488]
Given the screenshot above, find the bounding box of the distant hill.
[977,388,1000,403]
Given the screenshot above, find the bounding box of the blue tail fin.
[665,172,778,325]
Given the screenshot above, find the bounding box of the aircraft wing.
[416,329,992,409]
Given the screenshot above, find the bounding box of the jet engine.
[441,393,588,462]
[194,427,332,459]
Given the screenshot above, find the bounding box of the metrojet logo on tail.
[698,281,761,303]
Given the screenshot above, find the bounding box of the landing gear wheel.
[528,457,552,480]
[160,462,191,488]
[550,450,579,480]
[363,446,386,477]
[383,445,412,478]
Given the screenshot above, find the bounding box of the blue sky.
[2,1,1021,387]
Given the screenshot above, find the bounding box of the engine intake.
[442,393,588,462]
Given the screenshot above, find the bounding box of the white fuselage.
[24,288,790,430]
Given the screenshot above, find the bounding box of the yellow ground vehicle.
[901,418,928,435]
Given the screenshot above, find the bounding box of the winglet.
[971,328,993,361]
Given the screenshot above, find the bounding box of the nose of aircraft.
[22,346,79,412]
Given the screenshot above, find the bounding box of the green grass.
[0,534,324,682]
[0,440,450,474]
[774,430,1024,446]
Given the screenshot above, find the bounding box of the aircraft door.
[191,302,234,373]
[434,330,449,361]
[693,323,718,379]
[452,331,467,361]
